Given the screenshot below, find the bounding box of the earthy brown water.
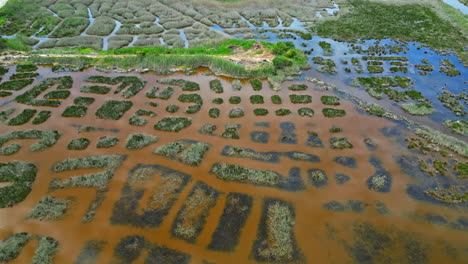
[0,66,466,263]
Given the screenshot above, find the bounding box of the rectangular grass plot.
[208,193,253,252]
[111,164,191,228]
[252,199,303,263]
[171,182,220,243]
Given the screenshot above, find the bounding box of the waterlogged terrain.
[0,66,466,263]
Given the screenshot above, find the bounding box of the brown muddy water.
[0,66,466,263]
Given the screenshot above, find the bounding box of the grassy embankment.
[314,0,468,64]
[25,40,308,81]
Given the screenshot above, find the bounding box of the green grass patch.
[322,108,346,117]
[32,111,51,125]
[212,98,223,104]
[67,138,90,150]
[290,94,311,104]
[400,103,434,115]
[319,41,333,56]
[0,161,37,208]
[96,100,133,120]
[210,163,279,185]
[210,79,224,93]
[15,77,73,107]
[0,233,31,262]
[146,86,173,100]
[50,17,89,38]
[443,120,468,136]
[254,108,269,116]
[352,76,412,88]
[0,91,12,97]
[250,95,264,104]
[209,108,220,118]
[154,117,192,132]
[229,96,241,104]
[158,79,199,91]
[271,95,282,104]
[275,109,291,116]
[16,64,38,72]
[62,105,87,117]
[288,84,308,91]
[320,95,340,105]
[166,105,180,113]
[229,108,245,118]
[439,59,461,76]
[126,134,158,150]
[27,196,68,220]
[0,130,61,155]
[43,90,70,99]
[250,79,263,91]
[367,65,384,74]
[298,107,314,117]
[0,79,34,90]
[7,109,36,125]
[80,85,110,94]
[390,66,408,73]
[330,137,353,149]
[315,0,468,63]
[96,136,119,148]
[10,73,39,79]
[74,97,95,106]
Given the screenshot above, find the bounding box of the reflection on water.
[0,67,466,263]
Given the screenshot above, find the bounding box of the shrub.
[96,100,133,120]
[126,134,158,150]
[271,95,282,104]
[250,95,264,104]
[209,79,224,93]
[154,117,192,132]
[290,94,311,104]
[322,108,346,117]
[68,138,90,150]
[62,106,87,117]
[319,41,333,56]
[0,233,31,262]
[254,108,269,116]
[229,96,241,104]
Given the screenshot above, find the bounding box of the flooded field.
[0,66,466,263]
